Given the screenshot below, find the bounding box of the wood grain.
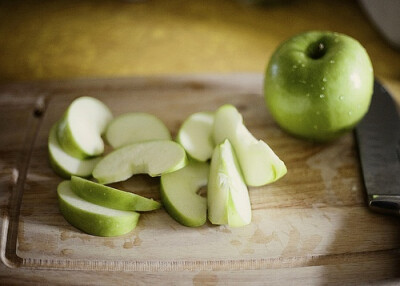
[1,74,400,284]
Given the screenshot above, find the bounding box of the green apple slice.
[160,161,209,227]
[70,176,161,211]
[208,139,251,227]
[57,96,113,159]
[48,122,101,178]
[105,112,171,149]
[213,104,287,187]
[177,112,215,162]
[57,180,139,237]
[92,140,187,184]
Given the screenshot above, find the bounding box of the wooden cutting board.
[1,74,400,282]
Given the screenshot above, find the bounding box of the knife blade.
[355,80,400,216]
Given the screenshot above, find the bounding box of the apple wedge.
[70,176,161,211]
[208,139,251,227]
[92,140,187,184]
[106,112,171,149]
[57,180,139,237]
[160,161,209,227]
[57,96,113,159]
[48,122,101,178]
[213,104,287,187]
[177,112,215,162]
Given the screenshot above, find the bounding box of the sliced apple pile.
[49,97,183,236]
[162,104,286,228]
[49,96,286,235]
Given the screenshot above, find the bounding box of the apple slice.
[70,176,161,211]
[57,180,139,237]
[177,112,215,162]
[48,122,101,178]
[57,96,113,159]
[208,139,251,227]
[105,112,171,149]
[160,161,209,227]
[92,140,187,184]
[213,104,287,187]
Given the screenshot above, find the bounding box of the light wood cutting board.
[1,74,399,278]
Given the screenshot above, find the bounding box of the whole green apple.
[264,31,374,141]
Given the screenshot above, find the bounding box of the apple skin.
[70,176,161,212]
[264,31,374,141]
[58,181,140,237]
[57,96,113,159]
[48,122,101,178]
[160,161,208,227]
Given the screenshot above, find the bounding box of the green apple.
[48,122,101,178]
[264,30,374,141]
[177,111,215,162]
[105,112,171,149]
[70,176,161,211]
[213,104,286,187]
[160,161,209,227]
[57,180,139,237]
[208,139,251,227]
[92,140,187,184]
[57,96,113,159]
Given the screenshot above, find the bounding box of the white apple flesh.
[177,112,215,162]
[48,122,101,178]
[208,139,251,227]
[70,176,161,211]
[106,112,171,149]
[92,140,187,184]
[160,161,209,227]
[57,180,140,237]
[213,104,287,187]
[57,96,113,159]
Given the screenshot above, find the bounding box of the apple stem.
[318,43,324,53]
[307,41,326,60]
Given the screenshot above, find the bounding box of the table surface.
[1,0,400,284]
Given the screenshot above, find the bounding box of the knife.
[355,80,400,216]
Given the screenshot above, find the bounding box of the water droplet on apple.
[339,96,344,100]
[322,77,327,82]
[306,93,310,97]
[293,65,298,69]
[330,60,335,64]
[301,63,305,67]
[320,94,325,98]
[348,111,352,116]
[321,87,325,90]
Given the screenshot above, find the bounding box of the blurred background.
[0,0,399,95]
